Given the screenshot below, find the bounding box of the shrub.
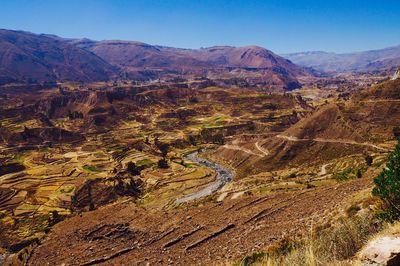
[372,139,400,220]
[356,168,363,179]
[127,162,141,175]
[189,97,199,103]
[157,142,169,157]
[235,214,382,266]
[157,158,169,169]
[334,167,353,181]
[365,155,373,166]
[393,126,400,139]
[82,165,103,172]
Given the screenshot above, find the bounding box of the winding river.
[176,151,234,204]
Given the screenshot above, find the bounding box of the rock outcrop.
[358,236,400,265]
[391,68,400,80]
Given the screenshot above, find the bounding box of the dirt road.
[276,134,391,152]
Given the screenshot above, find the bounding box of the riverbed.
[176,151,233,204]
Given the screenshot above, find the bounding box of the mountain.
[71,39,208,69]
[0,29,311,90]
[0,29,117,84]
[284,45,400,73]
[72,39,311,89]
[73,40,307,73]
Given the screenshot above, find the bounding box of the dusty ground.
[29,176,372,265]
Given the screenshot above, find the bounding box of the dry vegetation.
[0,78,399,265]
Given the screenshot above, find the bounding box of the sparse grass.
[0,119,12,127]
[236,94,272,99]
[183,163,198,168]
[192,121,225,129]
[334,167,354,181]
[105,144,124,152]
[82,165,103,172]
[121,120,140,127]
[213,115,229,121]
[333,167,365,181]
[59,186,74,194]
[10,125,24,132]
[94,152,105,158]
[123,133,144,139]
[203,122,223,128]
[234,213,383,266]
[136,158,154,167]
[39,147,50,153]
[11,151,28,162]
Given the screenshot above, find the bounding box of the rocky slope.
[209,78,400,179]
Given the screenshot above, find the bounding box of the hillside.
[284,45,400,73]
[0,29,117,84]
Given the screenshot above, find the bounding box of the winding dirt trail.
[276,134,391,152]
[222,144,262,157]
[255,141,270,156]
[319,163,329,176]
[222,142,269,157]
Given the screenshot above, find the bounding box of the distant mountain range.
[0,29,311,90]
[283,45,400,73]
[2,29,399,87]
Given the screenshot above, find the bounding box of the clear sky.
[1,0,400,54]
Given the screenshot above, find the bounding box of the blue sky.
[1,0,400,53]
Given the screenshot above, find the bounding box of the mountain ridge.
[284,45,400,73]
[0,29,310,90]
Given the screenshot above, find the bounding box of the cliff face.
[391,69,400,80]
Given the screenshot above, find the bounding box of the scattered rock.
[217,192,228,202]
[231,191,245,200]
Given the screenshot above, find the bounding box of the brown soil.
[29,177,372,265]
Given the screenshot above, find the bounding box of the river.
[176,151,233,204]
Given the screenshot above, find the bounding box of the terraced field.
[1,79,399,265]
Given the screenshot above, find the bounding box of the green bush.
[83,165,103,172]
[372,139,400,220]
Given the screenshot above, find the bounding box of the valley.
[0,10,399,263]
[1,73,399,265]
